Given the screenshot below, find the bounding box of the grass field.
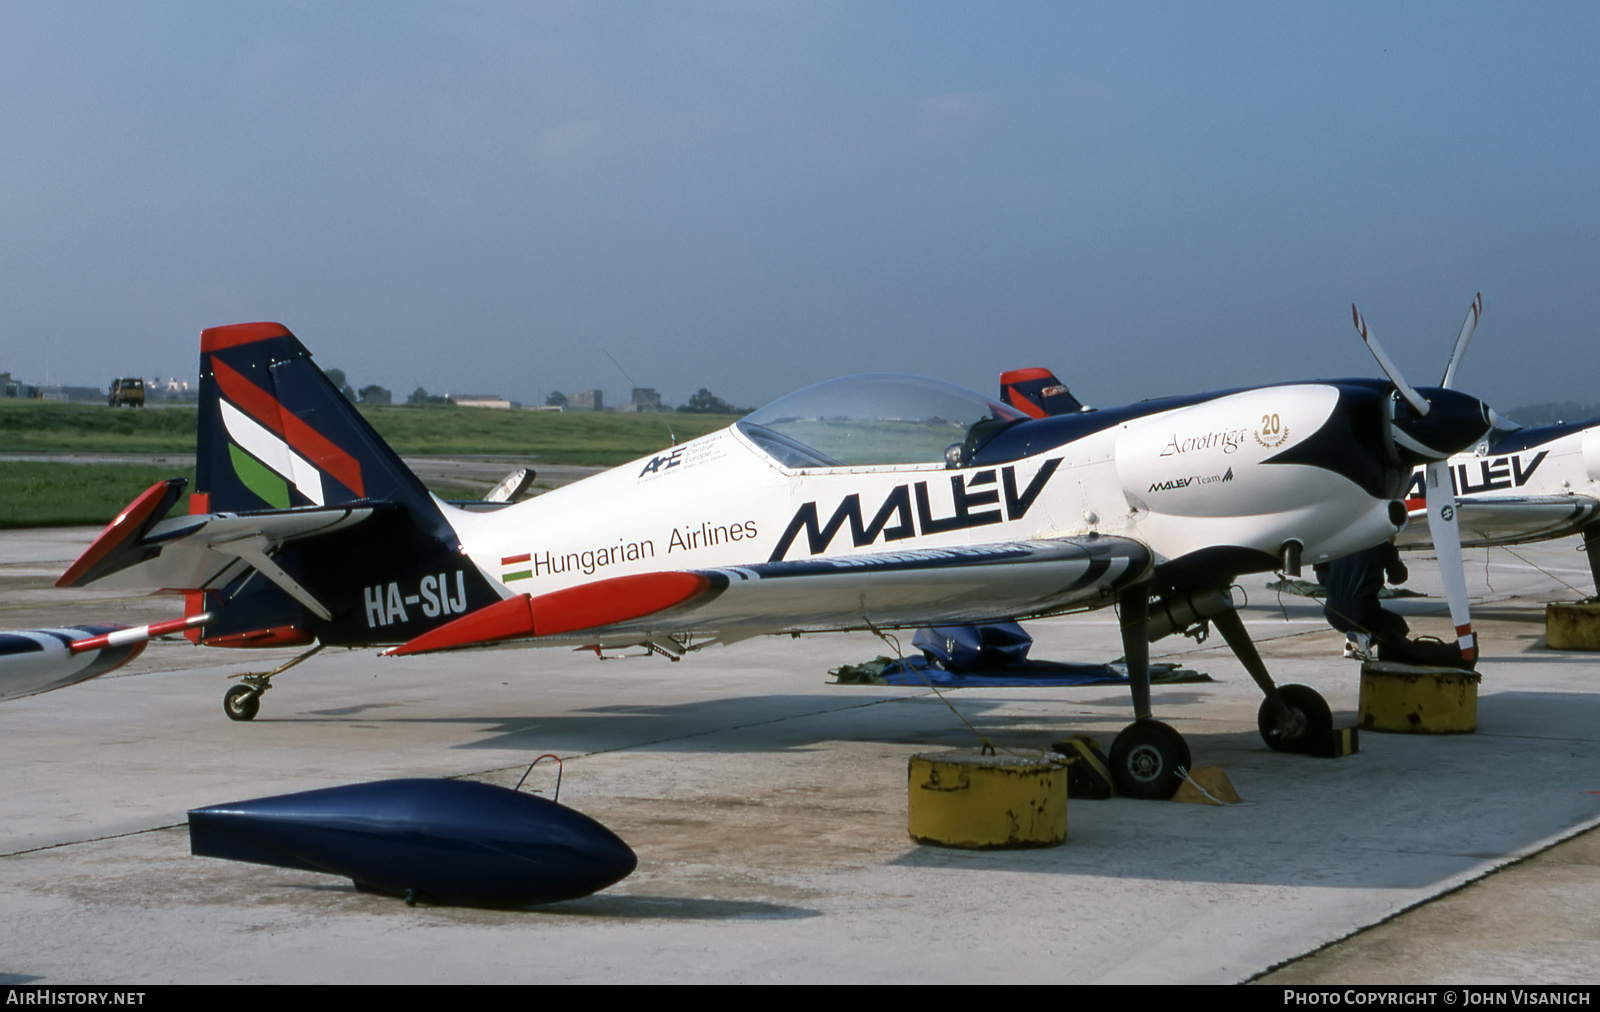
[0,401,741,527]
[0,462,200,527]
[0,401,735,464]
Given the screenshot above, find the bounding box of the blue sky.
[2,2,1596,414]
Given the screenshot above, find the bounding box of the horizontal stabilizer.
[56,479,188,588]
[59,496,389,615]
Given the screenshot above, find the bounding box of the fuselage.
[445,378,1410,608]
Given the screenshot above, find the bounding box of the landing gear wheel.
[1257,683,1331,753]
[1110,720,1190,800]
[224,684,261,722]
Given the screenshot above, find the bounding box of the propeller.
[1351,296,1487,666]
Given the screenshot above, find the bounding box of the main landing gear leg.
[1109,589,1191,800]
[1209,608,1330,753]
[223,644,325,722]
[1583,526,1600,599]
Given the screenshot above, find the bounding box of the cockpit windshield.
[737,373,1026,467]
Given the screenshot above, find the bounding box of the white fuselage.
[446,383,1403,604]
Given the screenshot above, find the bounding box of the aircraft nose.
[1390,388,1493,464]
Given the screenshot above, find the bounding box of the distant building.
[34,384,104,403]
[451,394,514,410]
[616,387,663,413]
[567,389,605,412]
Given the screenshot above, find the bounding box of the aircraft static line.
[56,320,1494,798]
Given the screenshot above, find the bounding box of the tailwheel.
[1257,683,1331,753]
[1110,720,1191,800]
[218,644,323,723]
[224,684,261,722]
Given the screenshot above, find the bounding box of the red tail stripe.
[999,367,1056,384]
[211,358,366,497]
[200,322,293,352]
[1006,391,1047,419]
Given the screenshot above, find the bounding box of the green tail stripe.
[229,443,290,509]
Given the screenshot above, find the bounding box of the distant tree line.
[541,387,750,414]
[324,368,396,406]
[327,369,750,414]
[677,388,751,414]
[1504,401,1600,426]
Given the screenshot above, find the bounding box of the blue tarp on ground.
[829,623,1211,687]
[831,653,1209,688]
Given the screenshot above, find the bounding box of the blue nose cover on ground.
[188,778,637,907]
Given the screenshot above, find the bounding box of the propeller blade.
[1439,293,1483,389]
[1352,304,1431,416]
[1424,459,1476,665]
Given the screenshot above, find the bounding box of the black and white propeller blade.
[1352,305,1431,417]
[1352,297,1486,666]
[1423,457,1476,664]
[1440,293,1482,390]
[1433,293,1482,663]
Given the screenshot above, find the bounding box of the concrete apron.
[1,529,1597,984]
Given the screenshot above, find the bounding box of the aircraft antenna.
[603,348,677,446]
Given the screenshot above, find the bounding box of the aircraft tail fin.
[999,368,1085,418]
[162,324,496,646]
[195,323,433,518]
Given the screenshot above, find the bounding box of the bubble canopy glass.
[737,374,1026,467]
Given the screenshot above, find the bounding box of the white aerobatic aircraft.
[53,316,1494,798]
[1007,295,1530,667]
[1397,415,1600,590]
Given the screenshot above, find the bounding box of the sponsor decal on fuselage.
[1404,451,1549,500]
[498,518,760,584]
[638,447,684,477]
[635,436,731,482]
[1148,467,1234,494]
[769,459,1060,561]
[1253,412,1290,449]
[1160,427,1250,457]
[362,571,469,628]
[502,538,658,581]
[668,520,759,553]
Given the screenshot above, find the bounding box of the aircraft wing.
[1397,494,1600,550]
[388,537,1154,655]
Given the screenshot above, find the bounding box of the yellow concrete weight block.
[907,750,1067,849]
[1546,603,1600,651]
[1359,661,1480,733]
